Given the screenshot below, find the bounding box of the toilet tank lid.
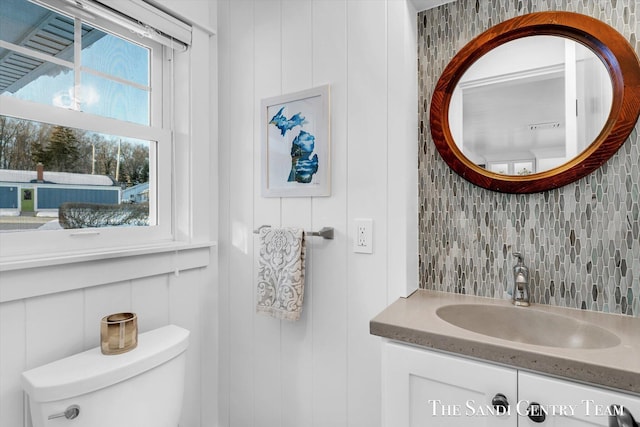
[21,325,190,403]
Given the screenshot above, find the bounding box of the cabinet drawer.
[384,342,517,426]
[518,371,640,426]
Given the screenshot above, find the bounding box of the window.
[0,0,189,259]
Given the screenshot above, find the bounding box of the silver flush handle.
[48,405,80,420]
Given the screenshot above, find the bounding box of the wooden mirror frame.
[430,11,640,193]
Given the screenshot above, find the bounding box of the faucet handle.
[513,252,524,264]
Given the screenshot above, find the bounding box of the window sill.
[0,241,216,302]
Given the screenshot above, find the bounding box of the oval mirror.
[430,11,640,193]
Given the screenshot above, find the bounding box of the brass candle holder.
[100,312,138,355]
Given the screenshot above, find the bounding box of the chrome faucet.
[512,252,530,306]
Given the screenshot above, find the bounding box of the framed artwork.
[488,163,509,175]
[261,85,330,197]
[513,161,535,175]
[488,160,535,175]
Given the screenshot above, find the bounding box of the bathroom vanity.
[371,290,640,426]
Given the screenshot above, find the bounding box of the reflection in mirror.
[430,11,640,193]
[449,36,613,176]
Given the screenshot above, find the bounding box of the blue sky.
[11,24,150,126]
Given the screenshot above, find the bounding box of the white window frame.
[0,1,177,261]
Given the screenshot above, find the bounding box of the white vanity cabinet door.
[383,342,517,427]
[518,371,640,426]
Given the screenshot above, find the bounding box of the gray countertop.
[370,290,640,395]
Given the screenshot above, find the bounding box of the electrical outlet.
[354,218,373,254]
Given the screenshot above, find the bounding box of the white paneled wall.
[218,1,418,426]
[0,267,210,427]
[0,2,218,426]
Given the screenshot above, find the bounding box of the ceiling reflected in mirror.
[449,35,612,176]
[430,11,640,193]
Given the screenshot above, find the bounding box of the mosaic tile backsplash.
[418,0,640,317]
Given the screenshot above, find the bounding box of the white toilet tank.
[22,325,189,427]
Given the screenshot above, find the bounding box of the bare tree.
[1,116,149,185]
[0,116,40,170]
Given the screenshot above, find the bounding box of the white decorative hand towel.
[256,227,306,321]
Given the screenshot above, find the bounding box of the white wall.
[217,1,418,426]
[0,3,218,427]
[0,269,210,427]
[0,1,419,426]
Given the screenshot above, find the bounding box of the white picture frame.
[261,85,330,197]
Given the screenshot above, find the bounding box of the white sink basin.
[436,304,621,349]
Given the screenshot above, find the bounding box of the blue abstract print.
[269,107,307,136]
[288,131,318,183]
[269,106,319,184]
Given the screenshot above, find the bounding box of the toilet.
[22,325,189,427]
